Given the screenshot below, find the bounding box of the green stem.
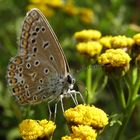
[114,68,140,140]
[111,78,126,109]
[86,66,92,104]
[114,103,135,140]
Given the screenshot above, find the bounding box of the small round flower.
[62,125,97,140]
[74,30,102,41]
[78,8,94,24]
[111,35,134,49]
[63,0,79,15]
[76,41,102,57]
[99,36,113,49]
[133,33,140,46]
[19,119,56,140]
[64,104,108,130]
[98,49,131,76]
[46,0,64,8]
[98,49,131,67]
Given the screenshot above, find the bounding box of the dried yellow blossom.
[99,36,113,49]
[111,35,134,48]
[19,119,56,140]
[78,8,94,24]
[62,125,97,140]
[98,49,131,67]
[74,30,102,41]
[64,104,108,129]
[133,33,140,45]
[76,41,102,57]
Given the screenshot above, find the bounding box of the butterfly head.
[66,74,75,89]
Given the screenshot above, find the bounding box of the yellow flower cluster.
[74,29,140,74]
[62,104,108,140]
[19,119,56,140]
[98,49,131,67]
[74,30,102,57]
[111,35,134,49]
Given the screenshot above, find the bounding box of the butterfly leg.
[54,101,59,121]
[68,90,85,104]
[60,94,65,113]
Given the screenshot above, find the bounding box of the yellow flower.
[74,30,102,41]
[27,4,55,17]
[111,35,134,49]
[78,8,94,24]
[46,0,64,8]
[64,104,108,130]
[99,36,113,49]
[98,49,131,76]
[19,119,56,140]
[133,33,140,46]
[63,0,79,15]
[76,41,102,57]
[98,49,131,67]
[62,125,97,140]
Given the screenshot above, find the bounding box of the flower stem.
[86,66,92,104]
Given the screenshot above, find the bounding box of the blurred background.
[0,0,140,139]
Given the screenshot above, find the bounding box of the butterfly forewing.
[7,8,71,104]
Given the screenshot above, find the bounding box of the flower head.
[61,125,97,140]
[64,104,108,130]
[98,49,131,67]
[63,0,79,15]
[98,49,131,76]
[78,8,94,24]
[111,35,134,49]
[133,33,140,46]
[19,119,56,140]
[76,41,102,57]
[99,36,113,49]
[74,30,102,41]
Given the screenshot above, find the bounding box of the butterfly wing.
[7,8,70,104]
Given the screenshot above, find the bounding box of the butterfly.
[7,8,84,112]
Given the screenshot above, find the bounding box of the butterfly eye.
[34,60,40,66]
